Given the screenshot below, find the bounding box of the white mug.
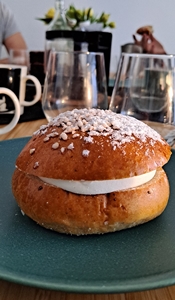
[0,87,20,134]
[0,64,42,115]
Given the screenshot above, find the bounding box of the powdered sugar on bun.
[34,108,165,148]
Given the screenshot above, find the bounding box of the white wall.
[3,0,175,73]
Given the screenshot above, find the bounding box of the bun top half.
[15,109,171,180]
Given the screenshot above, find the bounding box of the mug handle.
[21,75,42,107]
[0,88,20,135]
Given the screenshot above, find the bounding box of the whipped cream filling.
[39,170,156,195]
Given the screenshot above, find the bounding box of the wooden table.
[0,118,175,300]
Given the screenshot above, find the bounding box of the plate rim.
[1,268,175,293]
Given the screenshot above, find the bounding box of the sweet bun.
[136,25,153,35]
[12,109,171,235]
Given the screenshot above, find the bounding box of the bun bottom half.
[12,168,169,235]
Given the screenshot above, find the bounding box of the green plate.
[0,137,175,293]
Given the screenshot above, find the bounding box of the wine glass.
[42,51,108,121]
[109,53,175,138]
[8,49,29,69]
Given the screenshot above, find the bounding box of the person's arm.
[4,32,27,53]
[1,2,27,55]
[0,32,27,63]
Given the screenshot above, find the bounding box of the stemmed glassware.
[8,49,29,69]
[42,51,108,121]
[109,53,175,138]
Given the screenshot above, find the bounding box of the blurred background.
[1,0,174,76]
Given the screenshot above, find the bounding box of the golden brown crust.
[15,126,171,180]
[136,25,153,35]
[12,168,170,235]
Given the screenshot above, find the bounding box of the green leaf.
[36,17,52,24]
